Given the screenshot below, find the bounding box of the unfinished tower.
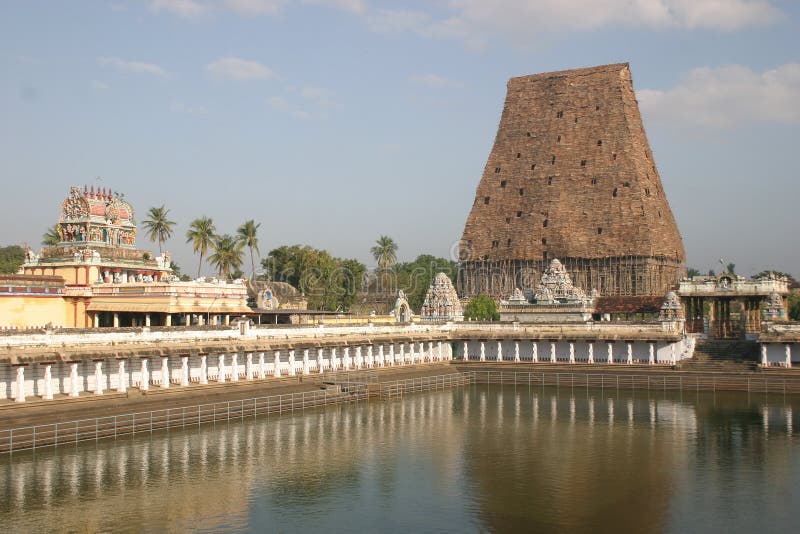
[459,63,685,298]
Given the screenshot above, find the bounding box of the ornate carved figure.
[421,273,464,321]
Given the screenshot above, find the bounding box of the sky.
[1,0,798,279]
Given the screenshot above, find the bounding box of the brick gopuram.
[459,63,685,298]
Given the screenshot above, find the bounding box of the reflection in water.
[0,386,797,533]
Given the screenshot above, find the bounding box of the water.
[0,385,797,533]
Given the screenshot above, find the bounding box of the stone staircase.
[678,339,759,373]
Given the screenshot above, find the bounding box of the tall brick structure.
[459,63,685,298]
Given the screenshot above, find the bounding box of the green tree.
[142,205,175,255]
[371,235,398,270]
[262,244,366,312]
[686,267,701,278]
[41,225,61,246]
[208,234,245,279]
[726,262,736,274]
[186,216,216,278]
[236,219,261,279]
[463,294,500,321]
[788,291,800,321]
[0,245,26,274]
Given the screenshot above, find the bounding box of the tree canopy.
[208,234,244,279]
[262,244,365,312]
[236,220,261,279]
[463,294,499,321]
[41,225,60,246]
[142,205,175,254]
[371,235,398,270]
[0,245,25,274]
[186,216,216,278]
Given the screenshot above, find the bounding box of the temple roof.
[60,185,134,227]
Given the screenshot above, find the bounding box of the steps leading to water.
[678,339,759,373]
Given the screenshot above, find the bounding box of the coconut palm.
[186,216,216,278]
[236,219,261,279]
[41,225,61,246]
[142,205,175,255]
[371,235,398,271]
[208,234,244,279]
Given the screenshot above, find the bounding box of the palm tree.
[186,216,216,277]
[142,205,175,255]
[371,235,398,271]
[41,225,61,246]
[236,219,261,279]
[208,234,244,279]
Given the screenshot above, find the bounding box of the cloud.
[222,0,286,15]
[206,57,276,80]
[170,101,209,116]
[267,96,311,119]
[638,63,800,128]
[148,0,210,18]
[91,80,110,91]
[97,56,168,76]
[303,0,366,14]
[409,73,461,89]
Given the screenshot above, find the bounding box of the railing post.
[32,427,36,451]
[114,416,117,440]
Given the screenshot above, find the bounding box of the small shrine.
[23,185,173,286]
[499,259,596,323]
[420,273,463,322]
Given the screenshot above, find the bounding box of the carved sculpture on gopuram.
[659,291,683,320]
[53,185,137,248]
[421,272,464,322]
[532,259,593,306]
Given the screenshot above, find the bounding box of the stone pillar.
[355,347,362,370]
[15,366,26,403]
[317,348,324,373]
[331,347,338,370]
[480,342,486,362]
[419,342,425,363]
[428,341,435,363]
[246,352,254,380]
[514,341,520,362]
[197,314,204,326]
[259,352,266,379]
[378,345,385,367]
[343,347,351,371]
[140,359,149,392]
[303,349,310,375]
[200,355,208,384]
[438,341,443,361]
[786,344,792,368]
[145,313,151,327]
[218,354,226,383]
[113,313,120,328]
[761,345,768,367]
[463,341,469,361]
[627,343,633,365]
[43,364,54,399]
[649,343,655,365]
[399,344,406,366]
[497,340,503,362]
[408,343,415,365]
[289,350,296,376]
[569,343,575,364]
[670,344,676,365]
[165,314,172,327]
[181,356,189,387]
[95,361,104,395]
[161,357,170,388]
[273,351,281,377]
[389,344,395,366]
[550,342,557,363]
[93,314,100,328]
[532,341,538,363]
[588,342,594,364]
[231,353,239,382]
